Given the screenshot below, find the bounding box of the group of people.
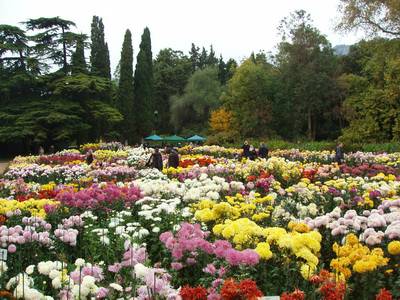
[241,141,269,160]
[241,140,345,164]
[38,145,55,155]
[146,146,180,171]
[85,140,345,170]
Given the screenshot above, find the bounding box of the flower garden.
[0,142,399,299]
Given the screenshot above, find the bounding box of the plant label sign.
[260,297,280,300]
[0,248,7,261]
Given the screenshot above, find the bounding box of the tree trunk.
[307,107,313,140]
[62,26,67,73]
[18,49,25,70]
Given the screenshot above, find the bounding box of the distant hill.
[333,44,350,56]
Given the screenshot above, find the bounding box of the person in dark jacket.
[258,143,268,159]
[242,140,250,158]
[248,145,257,160]
[335,143,344,164]
[168,149,180,168]
[86,149,94,165]
[147,148,163,171]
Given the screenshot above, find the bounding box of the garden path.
[0,161,9,175]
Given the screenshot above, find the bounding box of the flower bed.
[0,145,399,299]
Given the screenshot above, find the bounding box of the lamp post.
[154,110,158,135]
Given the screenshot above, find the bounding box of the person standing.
[249,145,257,160]
[335,142,344,164]
[147,148,163,171]
[258,143,268,159]
[242,141,250,159]
[38,146,45,155]
[86,149,94,165]
[168,148,180,168]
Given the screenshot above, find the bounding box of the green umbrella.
[187,135,206,142]
[164,135,186,142]
[144,134,163,141]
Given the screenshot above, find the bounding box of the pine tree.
[199,47,208,69]
[217,55,227,84]
[133,27,154,139]
[225,58,238,81]
[189,43,200,72]
[116,29,134,141]
[71,35,87,74]
[207,45,218,66]
[90,16,110,79]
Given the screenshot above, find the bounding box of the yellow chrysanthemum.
[388,241,400,255]
[255,242,273,260]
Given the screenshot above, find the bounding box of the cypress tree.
[117,29,134,141]
[105,42,111,79]
[133,27,154,140]
[90,16,110,78]
[71,36,87,74]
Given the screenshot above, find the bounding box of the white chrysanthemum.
[134,263,149,279]
[52,277,62,289]
[109,283,123,291]
[74,258,85,267]
[38,261,55,275]
[25,265,35,275]
[48,269,60,280]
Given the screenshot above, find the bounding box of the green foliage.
[133,27,154,140]
[340,38,400,143]
[274,10,342,141]
[170,67,222,132]
[199,47,208,69]
[153,48,192,134]
[337,0,400,36]
[90,16,111,79]
[0,99,88,145]
[70,35,87,74]
[189,43,200,72]
[116,29,134,141]
[24,17,77,73]
[0,24,31,72]
[207,45,218,66]
[222,59,275,138]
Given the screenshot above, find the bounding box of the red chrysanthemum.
[376,288,393,300]
[319,281,346,300]
[281,289,306,300]
[180,285,208,300]
[220,279,240,299]
[238,279,263,300]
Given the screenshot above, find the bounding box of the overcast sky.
[0,0,363,72]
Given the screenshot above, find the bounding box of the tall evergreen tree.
[90,16,110,79]
[105,42,111,79]
[189,43,200,72]
[24,17,76,73]
[116,29,134,141]
[71,34,87,74]
[207,45,218,66]
[199,47,208,69]
[225,58,238,81]
[218,55,227,84]
[133,27,154,139]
